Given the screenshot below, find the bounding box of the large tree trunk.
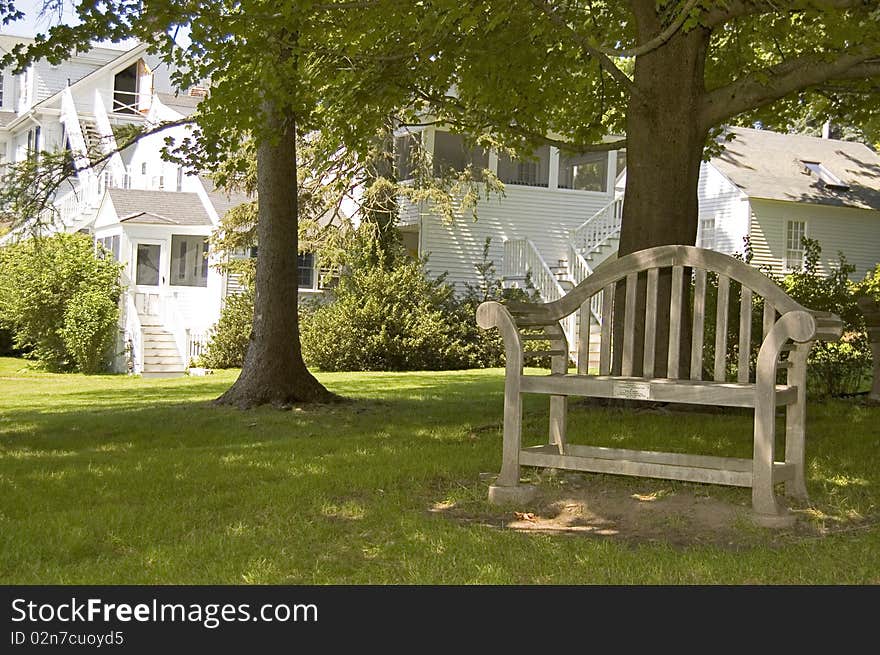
[612,9,711,377]
[216,107,338,408]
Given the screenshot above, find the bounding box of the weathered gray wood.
[644,267,659,378]
[476,245,845,525]
[690,268,707,380]
[519,444,796,488]
[857,295,880,402]
[519,374,798,407]
[738,287,753,383]
[577,302,591,375]
[784,343,810,500]
[667,265,683,379]
[599,283,614,375]
[763,300,775,341]
[714,274,730,382]
[622,272,638,376]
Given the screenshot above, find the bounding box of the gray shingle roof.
[0,111,16,128]
[712,127,880,211]
[199,176,253,219]
[108,189,213,226]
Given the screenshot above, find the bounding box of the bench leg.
[488,386,536,505]
[752,396,795,528]
[784,348,810,502]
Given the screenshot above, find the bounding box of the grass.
[0,355,878,584]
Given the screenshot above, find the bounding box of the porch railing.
[569,193,624,259]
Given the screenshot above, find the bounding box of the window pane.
[170,235,208,287]
[559,151,609,192]
[395,133,421,180]
[496,146,551,187]
[298,252,314,289]
[615,150,627,178]
[136,244,161,286]
[432,131,488,176]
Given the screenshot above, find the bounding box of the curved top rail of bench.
[534,245,808,321]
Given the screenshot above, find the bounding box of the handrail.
[503,237,577,359]
[569,193,624,259]
[123,291,143,374]
[567,242,602,324]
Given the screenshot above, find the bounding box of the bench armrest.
[476,301,524,370]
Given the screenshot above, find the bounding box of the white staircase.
[140,316,187,378]
[502,194,625,370]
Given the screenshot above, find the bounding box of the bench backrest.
[524,246,820,382]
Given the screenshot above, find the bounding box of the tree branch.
[703,0,876,28]
[700,49,880,128]
[528,0,638,98]
[607,0,701,58]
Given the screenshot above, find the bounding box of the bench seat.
[520,374,798,407]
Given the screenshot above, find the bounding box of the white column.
[606,150,618,195]
[549,147,559,190]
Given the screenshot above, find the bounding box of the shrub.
[200,289,254,369]
[300,232,533,372]
[0,233,121,372]
[61,287,120,374]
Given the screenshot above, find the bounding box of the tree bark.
[612,7,711,377]
[216,106,338,408]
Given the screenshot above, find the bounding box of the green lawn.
[1,356,878,584]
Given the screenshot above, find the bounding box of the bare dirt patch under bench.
[432,472,867,549]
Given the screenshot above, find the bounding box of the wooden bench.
[477,245,843,527]
[856,294,880,402]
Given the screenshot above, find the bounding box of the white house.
[0,35,340,376]
[397,125,880,366]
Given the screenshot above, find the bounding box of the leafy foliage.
[299,231,533,371]
[0,233,122,372]
[200,289,255,370]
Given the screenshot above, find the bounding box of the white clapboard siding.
[748,199,880,281]
[698,162,751,257]
[417,185,612,291]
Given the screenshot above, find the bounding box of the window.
[97,235,121,261]
[802,161,849,190]
[785,220,806,271]
[496,146,551,187]
[135,244,161,286]
[698,217,716,250]
[141,162,148,176]
[26,126,40,161]
[395,133,421,180]
[170,235,209,287]
[298,252,315,289]
[558,151,609,192]
[431,131,488,177]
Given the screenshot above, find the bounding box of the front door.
[132,239,164,316]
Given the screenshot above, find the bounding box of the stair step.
[142,363,186,373]
[144,356,185,365]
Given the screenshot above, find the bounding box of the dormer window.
[802,161,850,190]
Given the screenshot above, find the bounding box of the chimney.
[822,120,832,139]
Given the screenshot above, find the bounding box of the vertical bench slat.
[643,268,658,378]
[599,283,614,375]
[577,302,591,375]
[667,266,683,380]
[622,273,638,376]
[690,268,707,380]
[738,287,753,383]
[763,300,776,340]
[714,274,730,382]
